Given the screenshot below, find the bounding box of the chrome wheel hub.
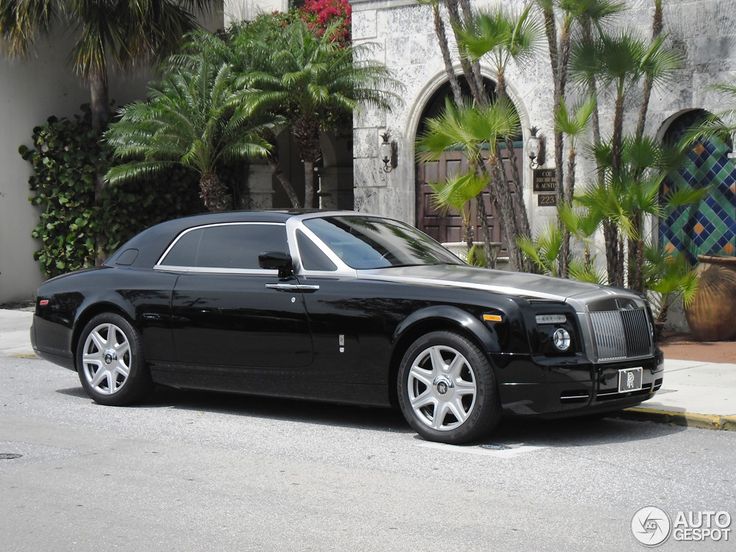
[433,376,453,395]
[81,323,131,395]
[407,345,477,432]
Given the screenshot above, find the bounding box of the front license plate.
[618,367,643,393]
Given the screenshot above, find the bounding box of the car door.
[161,222,313,382]
[287,227,393,406]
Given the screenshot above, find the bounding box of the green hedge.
[20,106,203,278]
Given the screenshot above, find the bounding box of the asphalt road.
[1,355,734,552]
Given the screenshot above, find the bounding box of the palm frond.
[459,4,544,68]
[0,0,59,57]
[555,95,596,137]
[517,225,562,277]
[105,160,176,184]
[429,172,489,212]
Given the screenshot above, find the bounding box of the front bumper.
[492,350,664,417]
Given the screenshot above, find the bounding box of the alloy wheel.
[407,345,477,431]
[81,323,132,395]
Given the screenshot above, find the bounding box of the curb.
[621,407,736,431]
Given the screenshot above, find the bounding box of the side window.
[161,224,287,269]
[297,230,337,272]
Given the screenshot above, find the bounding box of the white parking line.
[418,441,545,458]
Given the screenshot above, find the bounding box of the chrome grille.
[621,309,652,357]
[590,308,651,362]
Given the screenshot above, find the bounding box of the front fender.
[392,305,502,354]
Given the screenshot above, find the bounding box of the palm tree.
[554,95,595,276]
[459,4,543,100]
[234,19,399,208]
[534,0,624,218]
[0,0,214,132]
[417,98,521,269]
[570,29,679,286]
[105,55,280,212]
[456,4,543,271]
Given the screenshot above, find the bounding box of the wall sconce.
[380,131,398,173]
[528,127,545,169]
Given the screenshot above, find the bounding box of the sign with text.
[533,168,557,192]
[537,194,557,207]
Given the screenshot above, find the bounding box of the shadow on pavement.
[55,386,89,399]
[150,386,411,433]
[55,384,687,445]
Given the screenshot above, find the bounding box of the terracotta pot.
[685,255,736,341]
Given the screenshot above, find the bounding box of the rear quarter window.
[160,224,287,269]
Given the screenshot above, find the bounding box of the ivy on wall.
[19,106,203,278]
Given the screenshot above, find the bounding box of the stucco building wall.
[0,8,223,304]
[350,0,736,240]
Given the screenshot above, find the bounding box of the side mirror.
[258,251,293,277]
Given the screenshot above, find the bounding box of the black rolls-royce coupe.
[32,211,663,444]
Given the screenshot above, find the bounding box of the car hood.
[359,264,621,302]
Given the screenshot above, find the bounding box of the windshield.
[303,216,463,270]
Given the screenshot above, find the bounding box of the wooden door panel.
[416,148,522,253]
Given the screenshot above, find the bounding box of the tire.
[76,313,151,406]
[397,331,501,444]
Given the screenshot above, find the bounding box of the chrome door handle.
[265,283,320,292]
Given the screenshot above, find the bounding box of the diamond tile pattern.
[659,111,736,264]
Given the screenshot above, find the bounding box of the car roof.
[105,209,352,269]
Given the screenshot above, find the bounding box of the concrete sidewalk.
[1,308,734,430]
[0,308,35,358]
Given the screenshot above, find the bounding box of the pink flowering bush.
[300,0,351,44]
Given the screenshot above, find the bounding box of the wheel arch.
[71,301,137,365]
[387,306,501,407]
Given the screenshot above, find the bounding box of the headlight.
[552,328,571,351]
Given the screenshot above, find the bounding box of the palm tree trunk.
[555,20,573,277]
[89,70,110,133]
[542,6,559,86]
[303,160,316,209]
[611,85,626,173]
[293,119,321,209]
[603,221,620,286]
[491,160,523,271]
[476,195,494,268]
[464,203,474,250]
[627,215,645,291]
[581,20,602,151]
[630,1,665,287]
[561,142,577,278]
[635,0,664,142]
[90,68,110,265]
[431,2,463,106]
[490,71,528,271]
[199,171,232,212]
[267,155,300,208]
